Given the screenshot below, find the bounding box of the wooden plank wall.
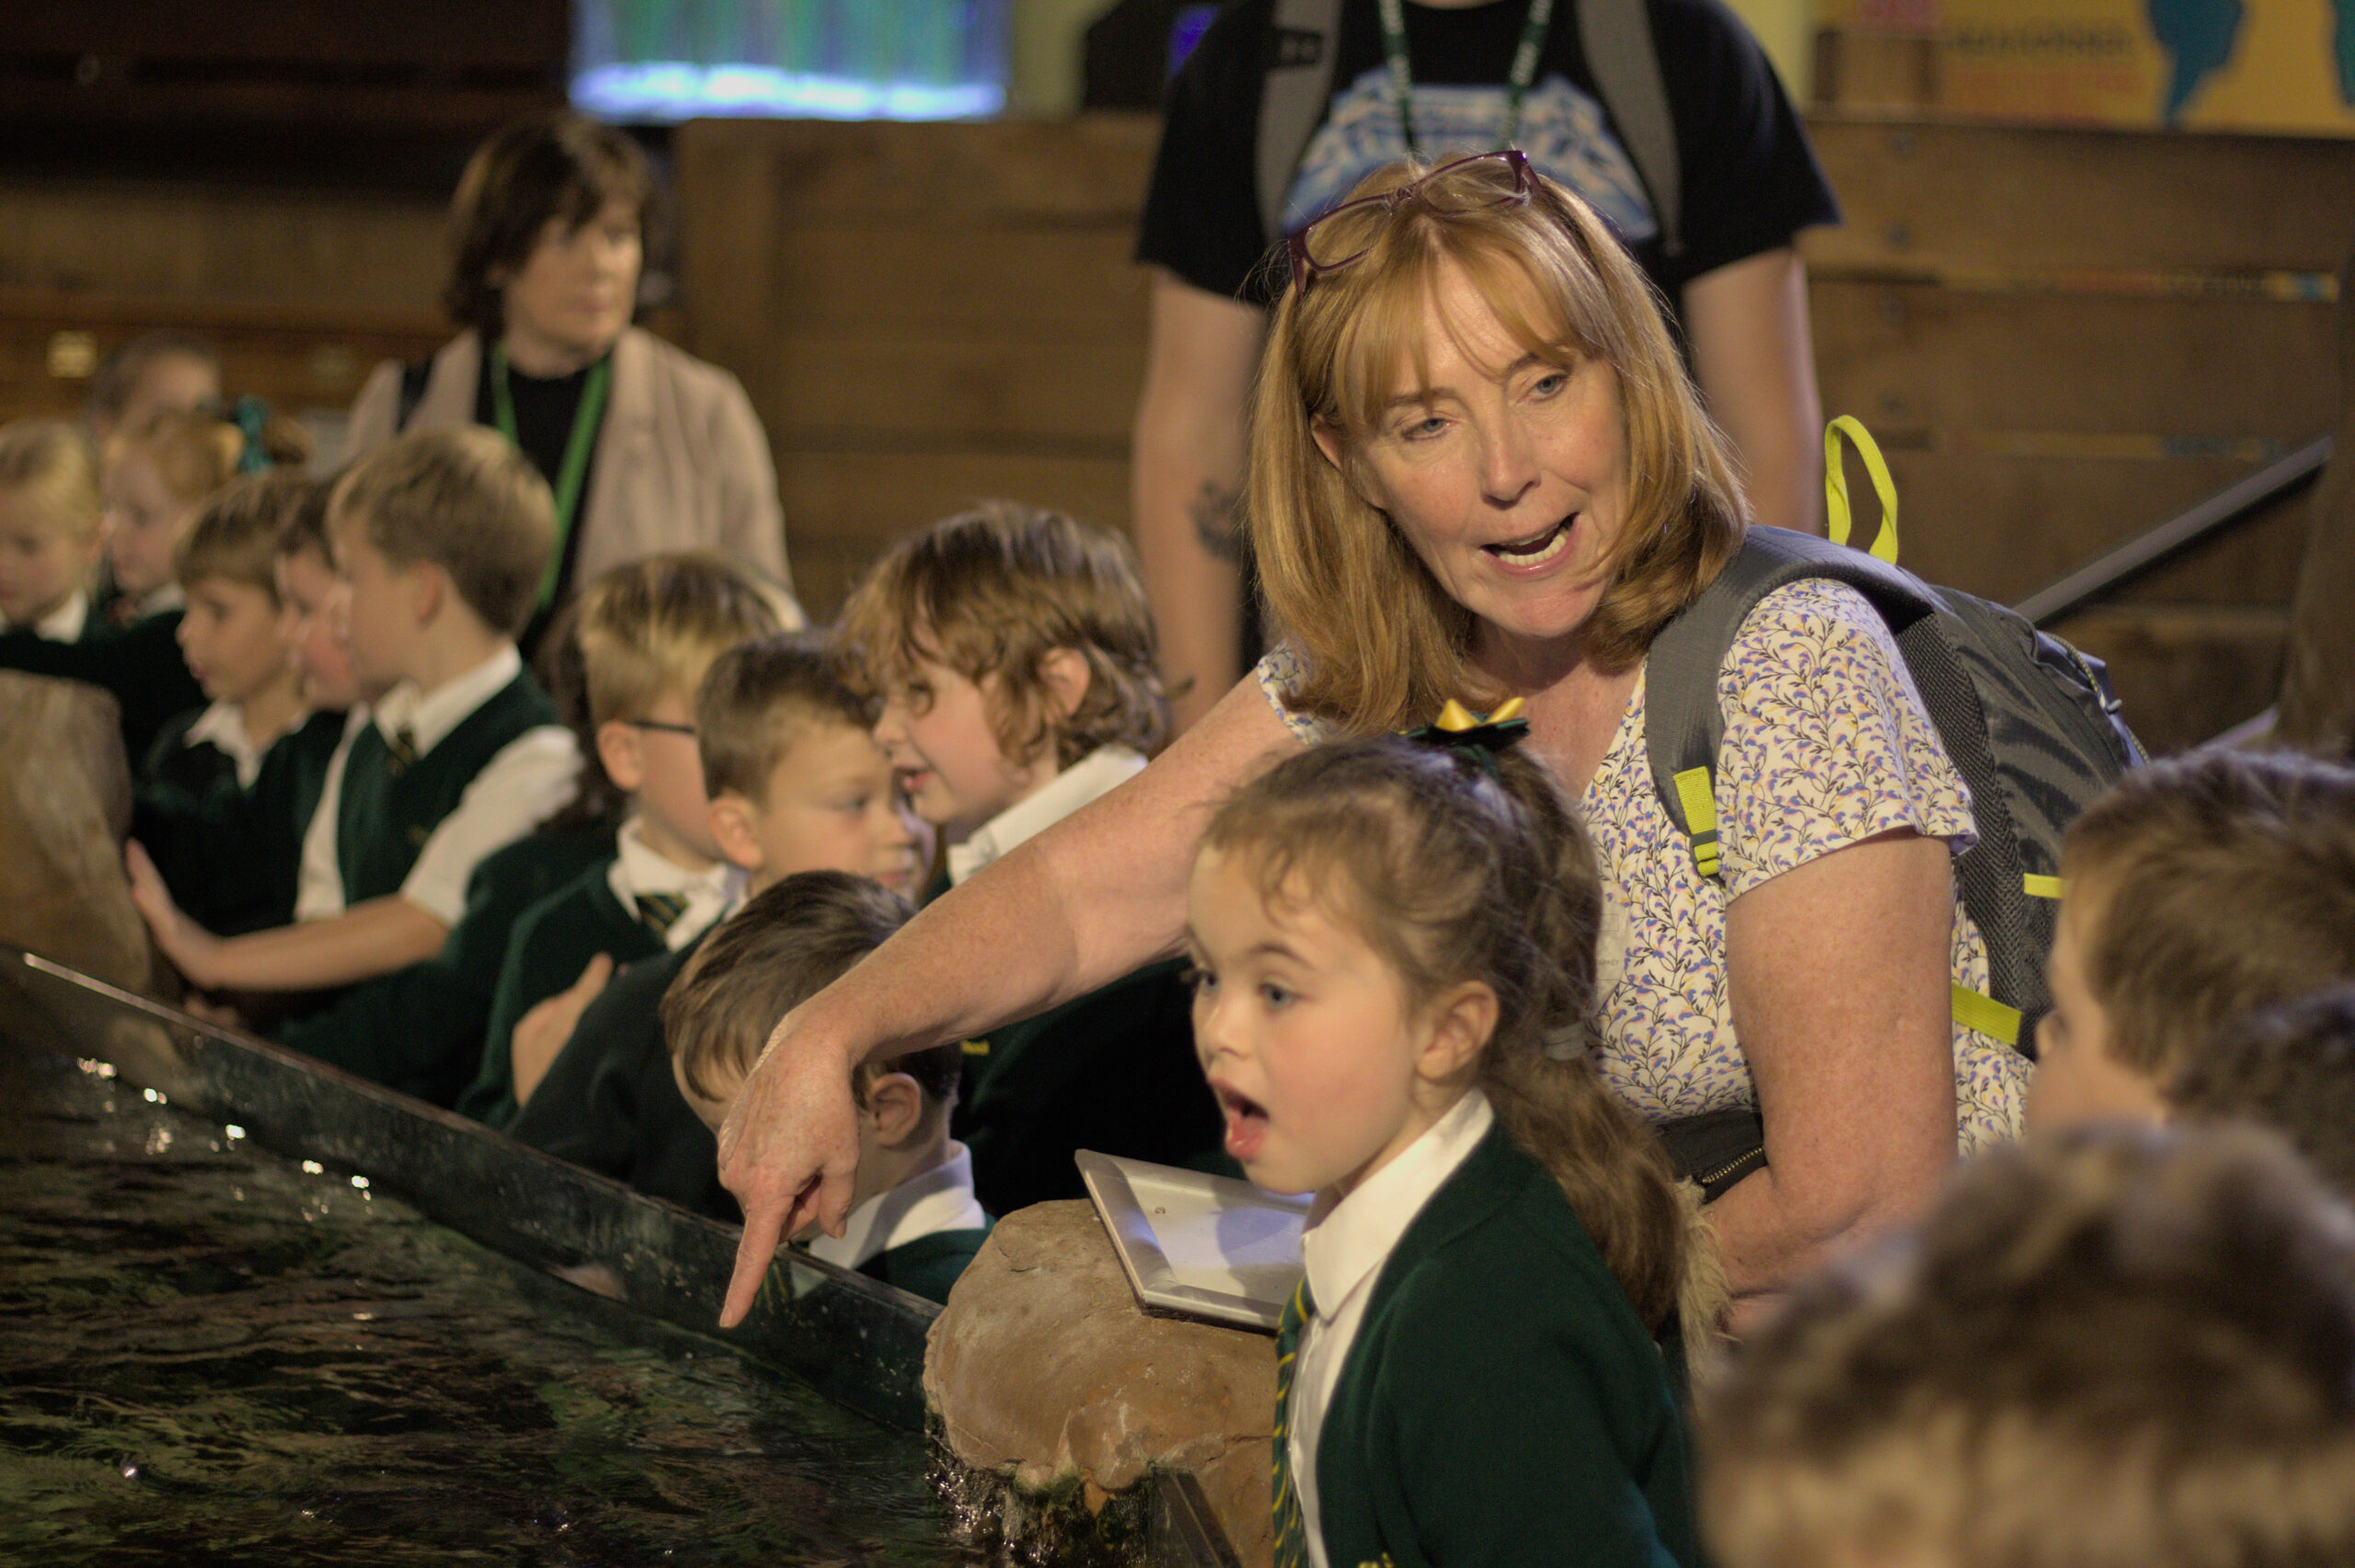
[679,112,2349,750]
[673,113,1160,618]
[0,177,453,440]
[1804,120,2355,749]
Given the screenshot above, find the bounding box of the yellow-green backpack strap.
[1951,984,2022,1047]
[1673,766,1720,877]
[1824,415,1900,565]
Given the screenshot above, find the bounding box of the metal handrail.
[2016,434,2333,626]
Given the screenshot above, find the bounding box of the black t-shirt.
[475,352,604,631]
[1135,0,1839,331]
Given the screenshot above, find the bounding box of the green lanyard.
[489,342,612,609]
[1376,0,1558,158]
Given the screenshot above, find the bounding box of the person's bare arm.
[1683,246,1824,537]
[128,840,448,992]
[1706,829,1959,1328]
[1132,269,1269,735]
[715,675,1302,1325]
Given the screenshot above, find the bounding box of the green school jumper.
[461,858,666,1129]
[275,821,615,1108]
[509,939,735,1220]
[1310,1126,1702,1568]
[858,1225,993,1306]
[955,956,1230,1217]
[333,668,557,905]
[133,706,347,937]
[0,609,204,767]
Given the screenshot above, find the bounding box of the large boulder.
[925,1199,1276,1566]
[0,672,154,995]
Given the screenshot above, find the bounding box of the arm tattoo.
[1189,481,1245,565]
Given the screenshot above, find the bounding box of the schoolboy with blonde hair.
[664,871,989,1303]
[124,428,580,1060]
[506,633,924,1211]
[2025,749,2355,1132]
[1698,1124,2355,1568]
[834,500,1223,1217]
[0,419,105,641]
[459,552,797,1127]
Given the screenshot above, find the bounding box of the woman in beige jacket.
[346,111,789,624]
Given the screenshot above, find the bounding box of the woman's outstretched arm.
[714,674,1302,1325]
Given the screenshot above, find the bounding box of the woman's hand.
[715,1001,864,1327]
[125,839,224,990]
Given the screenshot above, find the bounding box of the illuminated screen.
[572,0,1009,121]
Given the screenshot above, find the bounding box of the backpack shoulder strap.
[1258,0,1346,245]
[1578,0,1682,258]
[1644,527,1938,874]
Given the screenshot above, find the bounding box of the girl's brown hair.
[1200,736,1687,1330]
[1249,157,1748,736]
[833,499,1169,769]
[111,405,312,507]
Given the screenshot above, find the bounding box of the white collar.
[30,590,87,643]
[182,698,304,788]
[371,644,522,758]
[946,745,1146,887]
[806,1142,988,1271]
[138,582,186,617]
[1300,1091,1493,1326]
[605,815,743,951]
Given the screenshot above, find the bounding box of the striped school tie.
[385,725,419,772]
[1272,1274,1315,1568]
[636,890,690,938]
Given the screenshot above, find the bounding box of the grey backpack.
[1647,422,2144,1068]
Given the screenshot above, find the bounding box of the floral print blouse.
[1257,578,2030,1153]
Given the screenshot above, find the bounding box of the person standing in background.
[345,110,791,657]
[1132,0,1836,729]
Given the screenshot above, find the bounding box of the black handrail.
[2016,434,2333,626]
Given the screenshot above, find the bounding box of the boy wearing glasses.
[459,553,796,1127]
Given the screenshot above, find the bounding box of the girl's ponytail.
[1479,750,1691,1334]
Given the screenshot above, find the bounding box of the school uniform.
[132,702,329,938]
[275,819,616,1108]
[508,936,735,1219]
[21,589,89,642]
[293,646,578,926]
[947,746,1229,1216]
[805,1143,992,1306]
[1287,1094,1701,1568]
[0,601,204,765]
[461,815,739,1128]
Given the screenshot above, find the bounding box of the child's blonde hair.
[0,420,102,544]
[695,632,876,806]
[174,474,326,599]
[662,870,935,1105]
[2172,983,2355,1200]
[327,426,554,638]
[1699,1124,2355,1568]
[572,552,800,728]
[834,499,1167,769]
[1200,736,1688,1331]
[2062,749,2355,1079]
[111,404,311,506]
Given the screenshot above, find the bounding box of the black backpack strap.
[1579,0,1682,258]
[395,356,433,434]
[1257,0,1345,246]
[1644,528,1939,879]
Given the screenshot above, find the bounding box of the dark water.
[0,1047,972,1567]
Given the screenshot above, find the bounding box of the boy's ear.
[1417,980,1498,1084]
[595,719,646,794]
[706,792,765,876]
[405,556,446,625]
[1037,647,1092,727]
[864,1070,925,1147]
